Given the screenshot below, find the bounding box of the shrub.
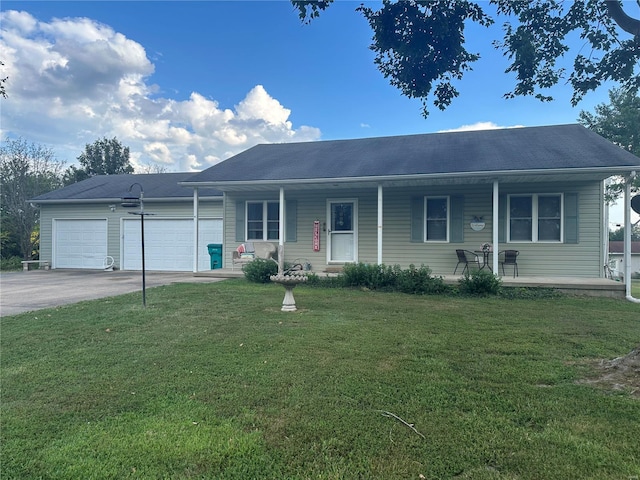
[458,270,502,296]
[396,264,452,295]
[305,273,345,288]
[0,256,23,271]
[243,258,278,283]
[342,263,400,290]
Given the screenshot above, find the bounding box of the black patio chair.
[454,249,480,275]
[499,250,519,277]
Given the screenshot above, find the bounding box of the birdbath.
[270,271,308,312]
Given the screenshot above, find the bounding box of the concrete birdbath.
[270,271,308,312]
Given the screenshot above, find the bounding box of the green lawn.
[2,280,639,479]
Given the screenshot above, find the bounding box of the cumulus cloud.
[438,121,525,133]
[0,10,321,171]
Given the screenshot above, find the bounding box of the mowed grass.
[2,280,639,479]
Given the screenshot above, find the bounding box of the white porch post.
[492,180,499,274]
[624,172,639,302]
[377,184,383,265]
[279,187,285,273]
[193,187,199,273]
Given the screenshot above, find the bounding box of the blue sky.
[1,1,638,223]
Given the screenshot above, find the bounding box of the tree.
[292,0,640,117]
[610,224,640,241]
[0,138,64,260]
[63,137,133,185]
[579,88,640,202]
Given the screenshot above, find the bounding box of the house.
[31,173,223,271]
[181,124,640,278]
[608,241,640,278]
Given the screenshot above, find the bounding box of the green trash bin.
[207,243,223,270]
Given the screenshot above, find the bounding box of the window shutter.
[564,193,579,244]
[235,201,245,242]
[450,195,464,243]
[286,200,297,242]
[410,196,424,242]
[498,195,507,243]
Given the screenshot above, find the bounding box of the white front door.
[327,199,357,263]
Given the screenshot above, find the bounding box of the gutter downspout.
[624,172,640,303]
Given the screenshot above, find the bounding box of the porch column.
[377,184,383,265]
[279,187,285,273]
[193,187,199,273]
[492,180,499,273]
[624,172,639,302]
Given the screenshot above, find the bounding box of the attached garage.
[54,219,108,269]
[122,218,223,271]
[31,173,224,272]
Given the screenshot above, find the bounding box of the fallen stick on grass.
[379,410,426,439]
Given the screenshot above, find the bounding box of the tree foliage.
[579,88,640,202]
[0,138,64,260]
[610,224,640,241]
[292,0,640,117]
[63,137,133,185]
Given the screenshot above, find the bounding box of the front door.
[327,199,357,263]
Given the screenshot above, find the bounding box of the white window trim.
[507,193,564,243]
[423,196,450,243]
[245,200,279,241]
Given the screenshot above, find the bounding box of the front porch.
[194,269,626,299]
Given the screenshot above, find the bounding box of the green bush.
[458,270,502,296]
[342,263,400,290]
[396,264,452,295]
[242,258,278,283]
[0,256,23,272]
[305,273,345,288]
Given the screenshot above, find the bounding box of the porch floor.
[194,269,626,299]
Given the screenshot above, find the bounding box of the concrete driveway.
[0,269,225,316]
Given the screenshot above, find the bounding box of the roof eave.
[179,166,639,190]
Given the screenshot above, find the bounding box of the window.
[508,194,562,242]
[246,201,279,240]
[424,197,449,242]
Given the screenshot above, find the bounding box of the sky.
[1,1,639,225]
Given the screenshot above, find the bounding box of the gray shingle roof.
[184,124,640,185]
[30,173,221,203]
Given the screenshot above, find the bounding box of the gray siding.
[39,200,222,269]
[226,180,604,278]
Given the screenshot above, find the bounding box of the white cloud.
[0,10,321,172]
[438,121,525,133]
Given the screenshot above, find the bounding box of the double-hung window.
[424,196,449,242]
[246,201,279,241]
[508,194,562,242]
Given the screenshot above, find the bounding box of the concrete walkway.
[0,269,225,316]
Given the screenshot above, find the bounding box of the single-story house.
[608,241,640,277]
[181,124,640,278]
[31,173,223,271]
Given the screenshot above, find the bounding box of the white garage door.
[54,219,108,269]
[122,218,223,271]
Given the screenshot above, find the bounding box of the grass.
[2,280,639,479]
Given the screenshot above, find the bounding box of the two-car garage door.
[122,218,223,271]
[53,218,223,271]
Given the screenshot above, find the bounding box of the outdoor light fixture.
[121,183,153,307]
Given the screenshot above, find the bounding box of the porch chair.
[454,249,481,275]
[499,250,519,277]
